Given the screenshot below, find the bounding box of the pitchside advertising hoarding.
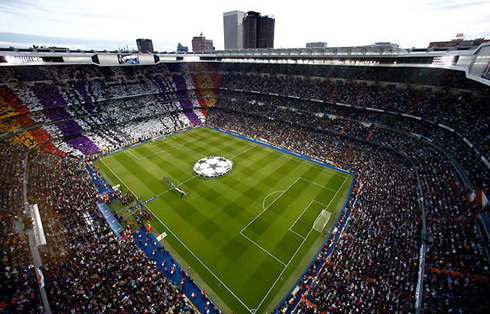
[117,53,140,65]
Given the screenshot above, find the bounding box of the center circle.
[193,156,234,178]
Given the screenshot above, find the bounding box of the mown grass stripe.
[95,127,352,314]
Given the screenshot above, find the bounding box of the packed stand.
[0,142,43,313]
[43,235,190,313]
[218,73,490,189]
[208,96,490,312]
[208,110,420,312]
[0,63,220,157]
[23,146,192,312]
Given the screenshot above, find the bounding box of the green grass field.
[95,127,352,314]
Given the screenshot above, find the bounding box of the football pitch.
[95,127,353,313]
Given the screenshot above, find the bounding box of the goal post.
[313,209,331,233]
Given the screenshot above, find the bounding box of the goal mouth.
[313,209,332,232]
[193,156,234,178]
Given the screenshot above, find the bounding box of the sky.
[0,0,488,52]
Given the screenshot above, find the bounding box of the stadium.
[0,42,489,314]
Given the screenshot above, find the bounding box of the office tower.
[243,11,275,49]
[223,10,246,49]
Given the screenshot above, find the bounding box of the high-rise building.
[243,11,275,49]
[192,33,214,53]
[306,42,328,49]
[136,38,154,52]
[223,10,246,50]
[176,43,189,53]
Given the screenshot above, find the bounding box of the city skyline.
[0,0,489,52]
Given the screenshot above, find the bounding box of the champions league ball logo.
[193,156,233,178]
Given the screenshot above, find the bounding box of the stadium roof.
[1,43,489,87]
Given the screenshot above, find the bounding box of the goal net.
[313,209,331,232]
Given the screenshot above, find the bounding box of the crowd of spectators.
[208,100,490,312]
[0,142,43,313]
[28,151,106,249]
[371,129,490,312]
[43,235,190,313]
[218,62,487,91]
[0,64,218,157]
[208,111,421,312]
[24,147,193,312]
[218,73,490,190]
[0,61,489,313]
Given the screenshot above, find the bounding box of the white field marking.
[299,177,338,193]
[155,175,197,198]
[116,205,131,214]
[314,210,332,233]
[124,133,200,160]
[231,144,257,159]
[288,228,306,240]
[122,209,137,219]
[229,145,255,159]
[240,177,301,234]
[312,199,328,207]
[155,145,255,199]
[126,149,140,160]
[146,132,201,147]
[100,158,255,313]
[262,190,284,210]
[104,130,351,312]
[288,200,315,239]
[142,206,255,314]
[307,175,348,231]
[240,175,338,271]
[253,173,349,312]
[254,226,314,312]
[134,137,201,160]
[322,175,348,212]
[206,127,346,176]
[315,175,348,232]
[256,144,341,175]
[289,199,330,239]
[239,231,287,266]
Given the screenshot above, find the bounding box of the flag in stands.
[36,268,44,289]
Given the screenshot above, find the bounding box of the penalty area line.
[239,231,287,266]
[253,226,314,313]
[253,176,349,312]
[299,177,339,193]
[99,159,255,313]
[240,177,301,234]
